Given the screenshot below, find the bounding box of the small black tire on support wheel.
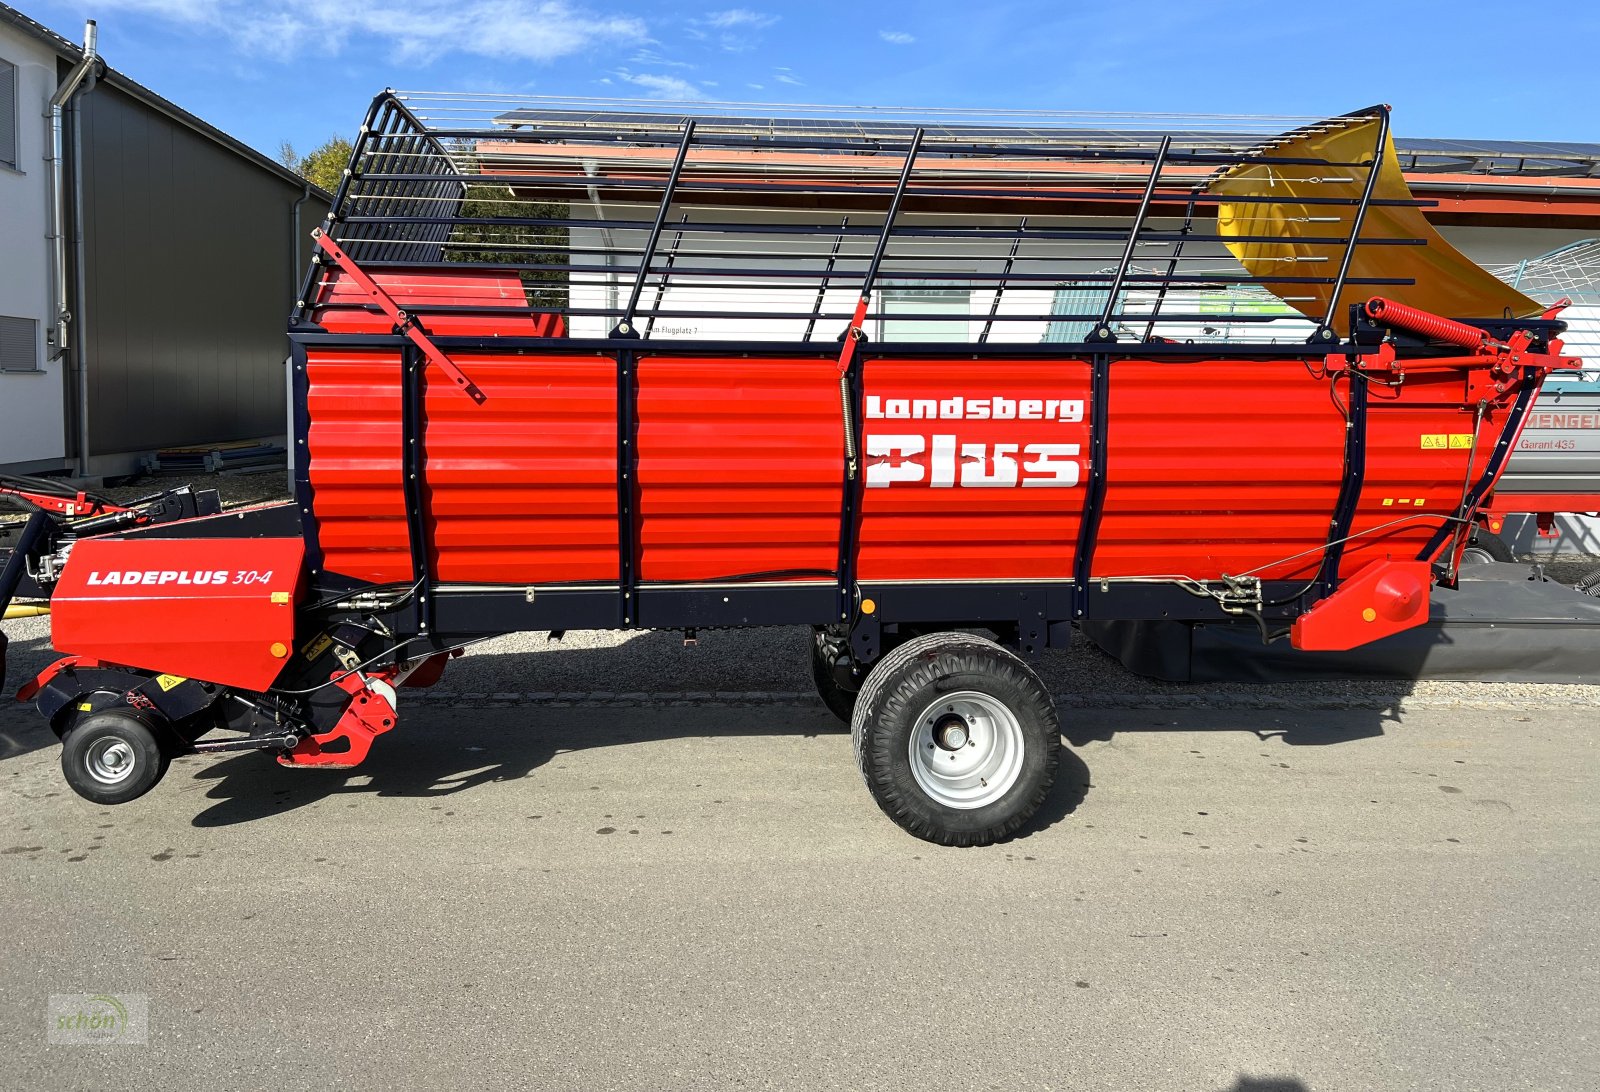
[811,626,858,726]
[60,711,170,805]
[1461,528,1514,565]
[851,631,1059,847]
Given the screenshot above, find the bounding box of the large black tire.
[60,711,170,805]
[851,631,1059,847]
[1461,528,1515,565]
[811,626,857,726]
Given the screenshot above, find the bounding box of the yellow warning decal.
[301,633,333,660]
[1449,434,1474,449]
[1420,434,1449,449]
[155,674,186,692]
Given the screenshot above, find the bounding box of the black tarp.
[1083,563,1600,683]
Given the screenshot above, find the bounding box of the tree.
[279,135,354,194]
[444,144,568,312]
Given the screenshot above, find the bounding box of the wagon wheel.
[59,710,171,805]
[851,631,1059,847]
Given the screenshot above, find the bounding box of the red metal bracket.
[312,229,486,404]
[15,654,106,703]
[0,484,134,520]
[278,670,398,769]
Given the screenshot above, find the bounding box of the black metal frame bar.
[399,344,434,634]
[1314,366,1370,595]
[1318,106,1392,338]
[979,217,1026,344]
[642,213,688,338]
[1072,350,1114,621]
[1091,135,1172,342]
[614,119,697,337]
[804,217,849,343]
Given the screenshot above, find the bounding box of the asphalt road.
[1,664,1595,1090]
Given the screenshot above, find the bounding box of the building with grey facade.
[0,4,330,476]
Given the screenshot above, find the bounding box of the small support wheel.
[851,631,1059,846]
[810,626,858,726]
[60,711,170,805]
[1461,528,1514,565]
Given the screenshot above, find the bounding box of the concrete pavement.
[1,678,1595,1090]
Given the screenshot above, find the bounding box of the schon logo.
[866,395,1084,423]
[866,436,1082,489]
[85,570,231,587]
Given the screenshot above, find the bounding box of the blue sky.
[27,0,1600,159]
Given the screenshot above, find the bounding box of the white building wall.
[569,205,1595,357]
[0,23,64,470]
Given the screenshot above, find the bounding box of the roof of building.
[0,3,330,197]
[491,105,1600,180]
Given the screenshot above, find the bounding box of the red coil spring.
[1364,297,1487,350]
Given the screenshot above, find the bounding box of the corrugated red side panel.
[422,353,617,584]
[859,360,1092,581]
[306,350,615,585]
[1341,368,1486,571]
[636,357,842,582]
[1093,360,1345,581]
[305,350,412,584]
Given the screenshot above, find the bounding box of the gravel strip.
[7,611,1600,714]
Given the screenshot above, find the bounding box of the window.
[879,281,972,343]
[0,316,40,373]
[0,58,15,170]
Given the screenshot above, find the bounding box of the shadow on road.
[184,694,1095,839]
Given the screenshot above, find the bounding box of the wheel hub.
[932,714,969,751]
[909,692,1025,810]
[85,738,137,786]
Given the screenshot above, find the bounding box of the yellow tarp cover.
[1207,113,1541,333]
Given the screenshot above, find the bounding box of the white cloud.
[702,9,778,29]
[879,30,915,45]
[630,49,696,69]
[616,70,707,100]
[91,1,647,63]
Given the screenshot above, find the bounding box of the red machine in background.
[0,97,1581,845]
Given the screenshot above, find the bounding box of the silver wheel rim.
[908,690,1025,810]
[85,738,137,786]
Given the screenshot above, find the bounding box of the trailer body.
[1,96,1582,844]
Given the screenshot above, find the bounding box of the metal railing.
[296,93,1419,346]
